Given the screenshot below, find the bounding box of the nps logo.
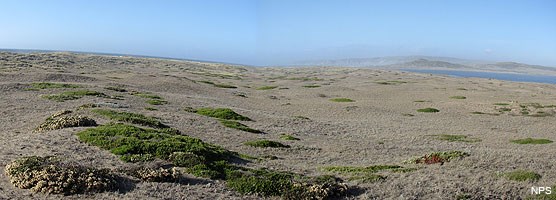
[531,186,552,195]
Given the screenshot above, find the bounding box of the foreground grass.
[511,138,553,145]
[43,90,109,102]
[502,170,542,182]
[330,98,355,102]
[77,123,234,164]
[91,109,169,129]
[322,165,414,183]
[430,134,481,143]
[405,151,469,164]
[77,123,348,198]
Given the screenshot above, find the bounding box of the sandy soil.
[0,52,555,199]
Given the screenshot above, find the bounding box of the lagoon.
[403,69,556,84]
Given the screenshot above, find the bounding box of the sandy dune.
[0,52,555,199]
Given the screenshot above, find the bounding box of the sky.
[0,0,555,66]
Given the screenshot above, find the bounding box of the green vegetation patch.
[30,82,81,89]
[330,98,355,102]
[244,140,290,148]
[92,109,169,129]
[376,80,408,85]
[5,156,118,195]
[144,107,158,111]
[322,165,413,183]
[220,120,262,133]
[494,103,510,106]
[302,85,321,88]
[280,134,300,141]
[131,92,162,99]
[503,170,542,182]
[104,86,127,92]
[450,96,467,99]
[195,107,251,121]
[226,168,347,198]
[322,165,402,174]
[43,90,109,102]
[430,134,481,143]
[256,86,278,90]
[405,151,469,164]
[199,80,237,88]
[146,99,168,105]
[77,123,236,164]
[510,138,553,145]
[417,108,440,113]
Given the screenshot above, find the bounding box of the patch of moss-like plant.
[104,86,127,92]
[322,165,402,174]
[4,156,118,195]
[77,123,237,165]
[302,85,321,88]
[417,108,440,113]
[280,134,300,141]
[503,170,542,182]
[30,82,81,89]
[494,103,510,106]
[131,92,162,99]
[146,99,168,105]
[199,80,237,88]
[322,165,410,183]
[450,96,467,99]
[330,98,355,102]
[510,138,553,145]
[43,90,109,102]
[256,86,278,90]
[244,140,290,148]
[91,109,169,129]
[144,107,158,111]
[405,151,469,164]
[430,134,481,143]
[195,107,251,121]
[497,107,512,112]
[376,80,407,85]
[220,120,261,133]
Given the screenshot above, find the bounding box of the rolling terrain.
[0,52,555,199]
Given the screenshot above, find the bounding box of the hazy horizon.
[1,0,555,67]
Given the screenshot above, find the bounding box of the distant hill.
[291,56,556,75]
[291,56,488,67]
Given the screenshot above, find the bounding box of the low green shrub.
[330,98,355,102]
[510,138,553,144]
[220,120,262,133]
[417,108,440,113]
[244,140,290,148]
[43,90,109,102]
[91,109,169,129]
[195,108,251,121]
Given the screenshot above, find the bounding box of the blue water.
[403,69,556,84]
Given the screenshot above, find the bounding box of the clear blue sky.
[1,0,555,66]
